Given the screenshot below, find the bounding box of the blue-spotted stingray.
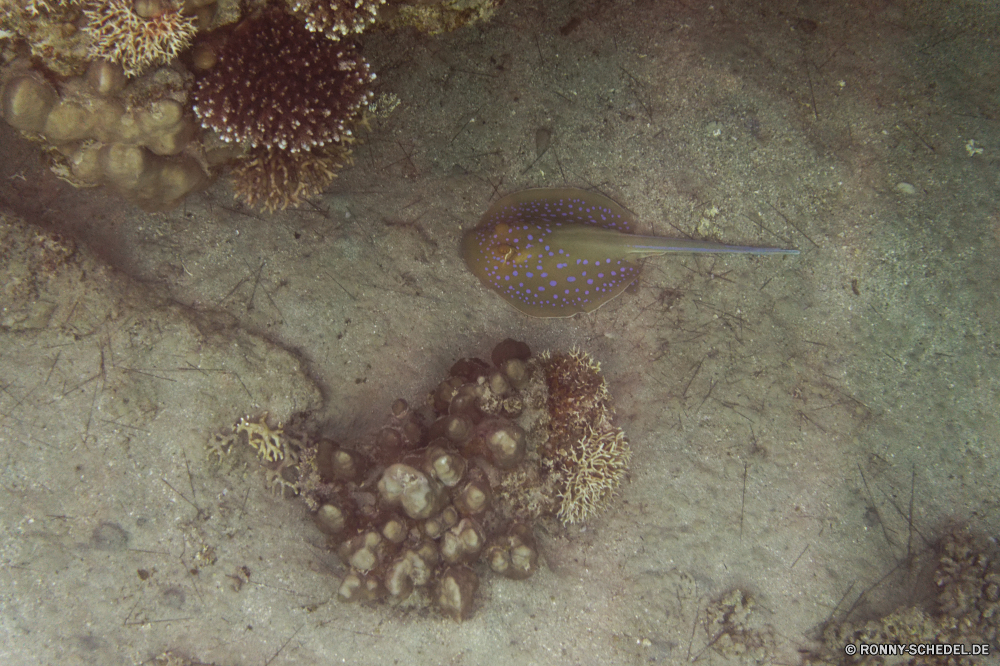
[462,187,799,318]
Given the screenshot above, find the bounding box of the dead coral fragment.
[83,0,198,77]
[234,413,286,462]
[287,0,385,41]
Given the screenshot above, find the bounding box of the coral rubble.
[387,0,503,35]
[213,339,632,620]
[814,526,1000,665]
[287,0,386,41]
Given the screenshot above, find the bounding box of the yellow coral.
[234,413,286,462]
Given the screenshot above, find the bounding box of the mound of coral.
[0,0,377,211]
[211,339,632,620]
[0,0,506,211]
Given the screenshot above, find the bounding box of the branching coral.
[230,143,353,212]
[191,6,374,153]
[555,415,631,525]
[234,413,287,462]
[287,0,385,41]
[539,348,630,525]
[82,0,198,77]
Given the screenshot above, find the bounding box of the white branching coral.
[556,417,631,525]
[82,0,197,77]
[287,0,385,41]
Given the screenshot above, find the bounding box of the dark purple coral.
[191,7,373,153]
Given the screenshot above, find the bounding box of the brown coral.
[212,340,631,620]
[191,6,374,153]
[539,349,630,524]
[814,526,1000,665]
[229,143,353,211]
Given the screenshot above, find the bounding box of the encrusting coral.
[211,340,632,620]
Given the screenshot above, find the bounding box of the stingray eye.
[493,223,510,239]
[495,243,512,263]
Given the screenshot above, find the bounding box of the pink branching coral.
[82,0,198,77]
[191,6,374,153]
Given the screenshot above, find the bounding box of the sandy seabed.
[2,1,1000,665]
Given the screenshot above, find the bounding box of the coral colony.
[0,0,505,209]
[212,340,631,620]
[190,7,373,153]
[190,6,374,210]
[0,0,380,210]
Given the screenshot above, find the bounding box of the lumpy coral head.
[191,6,374,153]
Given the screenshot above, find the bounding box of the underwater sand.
[2,0,1000,664]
